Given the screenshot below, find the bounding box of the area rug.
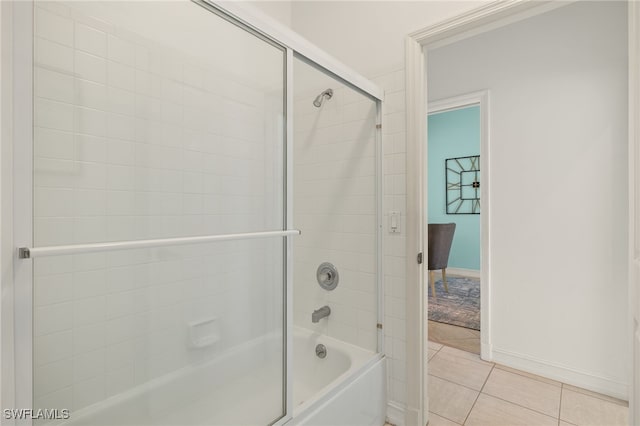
[428,275,480,331]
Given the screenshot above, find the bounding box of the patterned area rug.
[428,276,480,331]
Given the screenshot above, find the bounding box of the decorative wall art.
[445,155,480,214]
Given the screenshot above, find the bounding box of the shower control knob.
[317,262,339,291]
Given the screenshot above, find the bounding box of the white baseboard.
[492,347,629,400]
[446,267,480,278]
[386,401,405,426]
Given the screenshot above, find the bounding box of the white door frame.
[628,1,639,425]
[404,1,640,425]
[427,91,490,360]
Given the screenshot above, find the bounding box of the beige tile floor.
[425,341,629,426]
[428,320,481,355]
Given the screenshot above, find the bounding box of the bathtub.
[54,327,385,426]
[289,328,386,426]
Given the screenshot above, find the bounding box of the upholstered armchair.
[428,223,456,298]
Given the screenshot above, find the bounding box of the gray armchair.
[428,223,456,298]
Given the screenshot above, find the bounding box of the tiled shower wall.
[32,1,285,413]
[374,69,407,406]
[292,77,379,352]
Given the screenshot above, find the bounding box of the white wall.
[428,1,628,397]
[291,1,487,78]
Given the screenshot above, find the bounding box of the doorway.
[426,98,485,355]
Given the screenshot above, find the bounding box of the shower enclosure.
[5,1,384,424]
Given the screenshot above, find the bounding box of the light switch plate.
[389,211,400,233]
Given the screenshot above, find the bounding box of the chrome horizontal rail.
[17,229,301,259]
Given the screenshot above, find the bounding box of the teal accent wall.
[428,105,480,271]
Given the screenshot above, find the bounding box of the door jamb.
[628,1,639,425]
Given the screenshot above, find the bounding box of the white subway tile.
[75,162,107,190]
[36,67,74,103]
[73,323,106,355]
[135,70,152,96]
[106,364,134,397]
[73,349,105,383]
[105,340,135,371]
[73,269,107,299]
[75,106,107,137]
[35,303,73,336]
[106,216,137,242]
[108,61,135,91]
[35,127,74,160]
[75,22,107,57]
[35,37,74,73]
[35,7,73,47]
[34,331,73,366]
[106,289,146,319]
[34,273,73,307]
[74,296,106,327]
[74,189,107,216]
[75,79,108,111]
[34,256,73,277]
[34,358,73,397]
[35,98,74,132]
[107,87,135,116]
[107,190,136,216]
[107,114,136,141]
[34,386,72,414]
[74,216,107,243]
[36,1,70,18]
[75,51,107,84]
[73,253,107,272]
[107,165,135,191]
[183,64,204,89]
[34,217,74,246]
[105,314,146,345]
[73,375,105,410]
[35,187,74,217]
[107,35,136,66]
[135,45,150,70]
[75,134,107,163]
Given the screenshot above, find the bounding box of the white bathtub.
[54,327,385,426]
[289,328,386,426]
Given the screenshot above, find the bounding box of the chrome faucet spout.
[312,306,331,323]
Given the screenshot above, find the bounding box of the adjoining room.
[427,103,481,354]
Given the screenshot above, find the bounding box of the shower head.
[313,88,333,107]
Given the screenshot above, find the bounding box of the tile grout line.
[432,349,493,368]
[429,411,464,426]
[558,384,563,426]
[461,363,495,425]
[493,363,562,388]
[560,385,629,407]
[428,372,487,394]
[477,388,563,421]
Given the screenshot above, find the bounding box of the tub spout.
[312,306,331,323]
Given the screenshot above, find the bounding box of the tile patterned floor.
[425,341,629,426]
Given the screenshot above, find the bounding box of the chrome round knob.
[317,262,339,291]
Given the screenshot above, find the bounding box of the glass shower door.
[29,1,287,424]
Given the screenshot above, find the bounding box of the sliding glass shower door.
[29,1,288,424]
